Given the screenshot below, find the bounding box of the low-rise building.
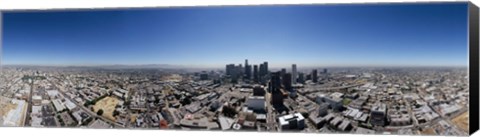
[246,96,266,113]
[52,99,66,112]
[308,114,326,129]
[32,95,42,105]
[370,103,387,126]
[278,113,305,130]
[338,119,353,131]
[64,99,77,110]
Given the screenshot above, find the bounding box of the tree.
[180,98,192,105]
[97,109,104,116]
[113,110,120,117]
[159,120,168,129]
[222,106,237,118]
[124,101,131,106]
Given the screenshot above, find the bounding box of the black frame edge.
[469,1,480,136]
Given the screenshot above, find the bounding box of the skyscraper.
[263,62,268,75]
[226,64,235,76]
[270,72,284,107]
[253,65,259,83]
[281,68,287,79]
[234,64,243,81]
[292,64,297,84]
[269,72,282,93]
[239,64,243,76]
[245,59,252,80]
[312,69,318,83]
[259,63,266,85]
[259,64,265,77]
[246,65,252,80]
[283,73,292,91]
[200,72,209,80]
[225,64,229,75]
[298,73,305,84]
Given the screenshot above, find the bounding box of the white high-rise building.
[292,64,297,84]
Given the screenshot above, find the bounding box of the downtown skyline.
[1,3,469,68]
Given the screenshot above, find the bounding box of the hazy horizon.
[2,3,469,67]
[1,62,469,69]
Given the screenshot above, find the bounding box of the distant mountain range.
[3,64,223,71]
[95,64,186,69]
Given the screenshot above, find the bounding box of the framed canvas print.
[0,1,479,136]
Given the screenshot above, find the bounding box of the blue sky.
[2,2,469,68]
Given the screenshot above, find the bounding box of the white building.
[438,104,461,117]
[52,99,66,112]
[32,95,42,105]
[2,99,27,126]
[31,105,43,127]
[115,89,129,99]
[218,116,235,130]
[64,99,77,110]
[112,91,124,98]
[47,90,60,99]
[278,113,305,130]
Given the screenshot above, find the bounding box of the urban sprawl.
[0,60,470,135]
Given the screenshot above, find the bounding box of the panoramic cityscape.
[0,2,471,136]
[0,62,470,135]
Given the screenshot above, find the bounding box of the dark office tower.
[226,64,229,75]
[269,72,282,93]
[283,73,292,91]
[231,65,237,80]
[200,73,209,80]
[244,59,251,79]
[230,64,235,75]
[246,65,252,80]
[281,68,287,79]
[292,64,297,84]
[259,64,265,77]
[323,68,328,74]
[232,64,243,81]
[263,62,269,74]
[238,64,243,77]
[312,69,318,83]
[253,65,259,83]
[298,73,305,84]
[270,72,284,106]
[253,85,265,96]
[226,64,235,76]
